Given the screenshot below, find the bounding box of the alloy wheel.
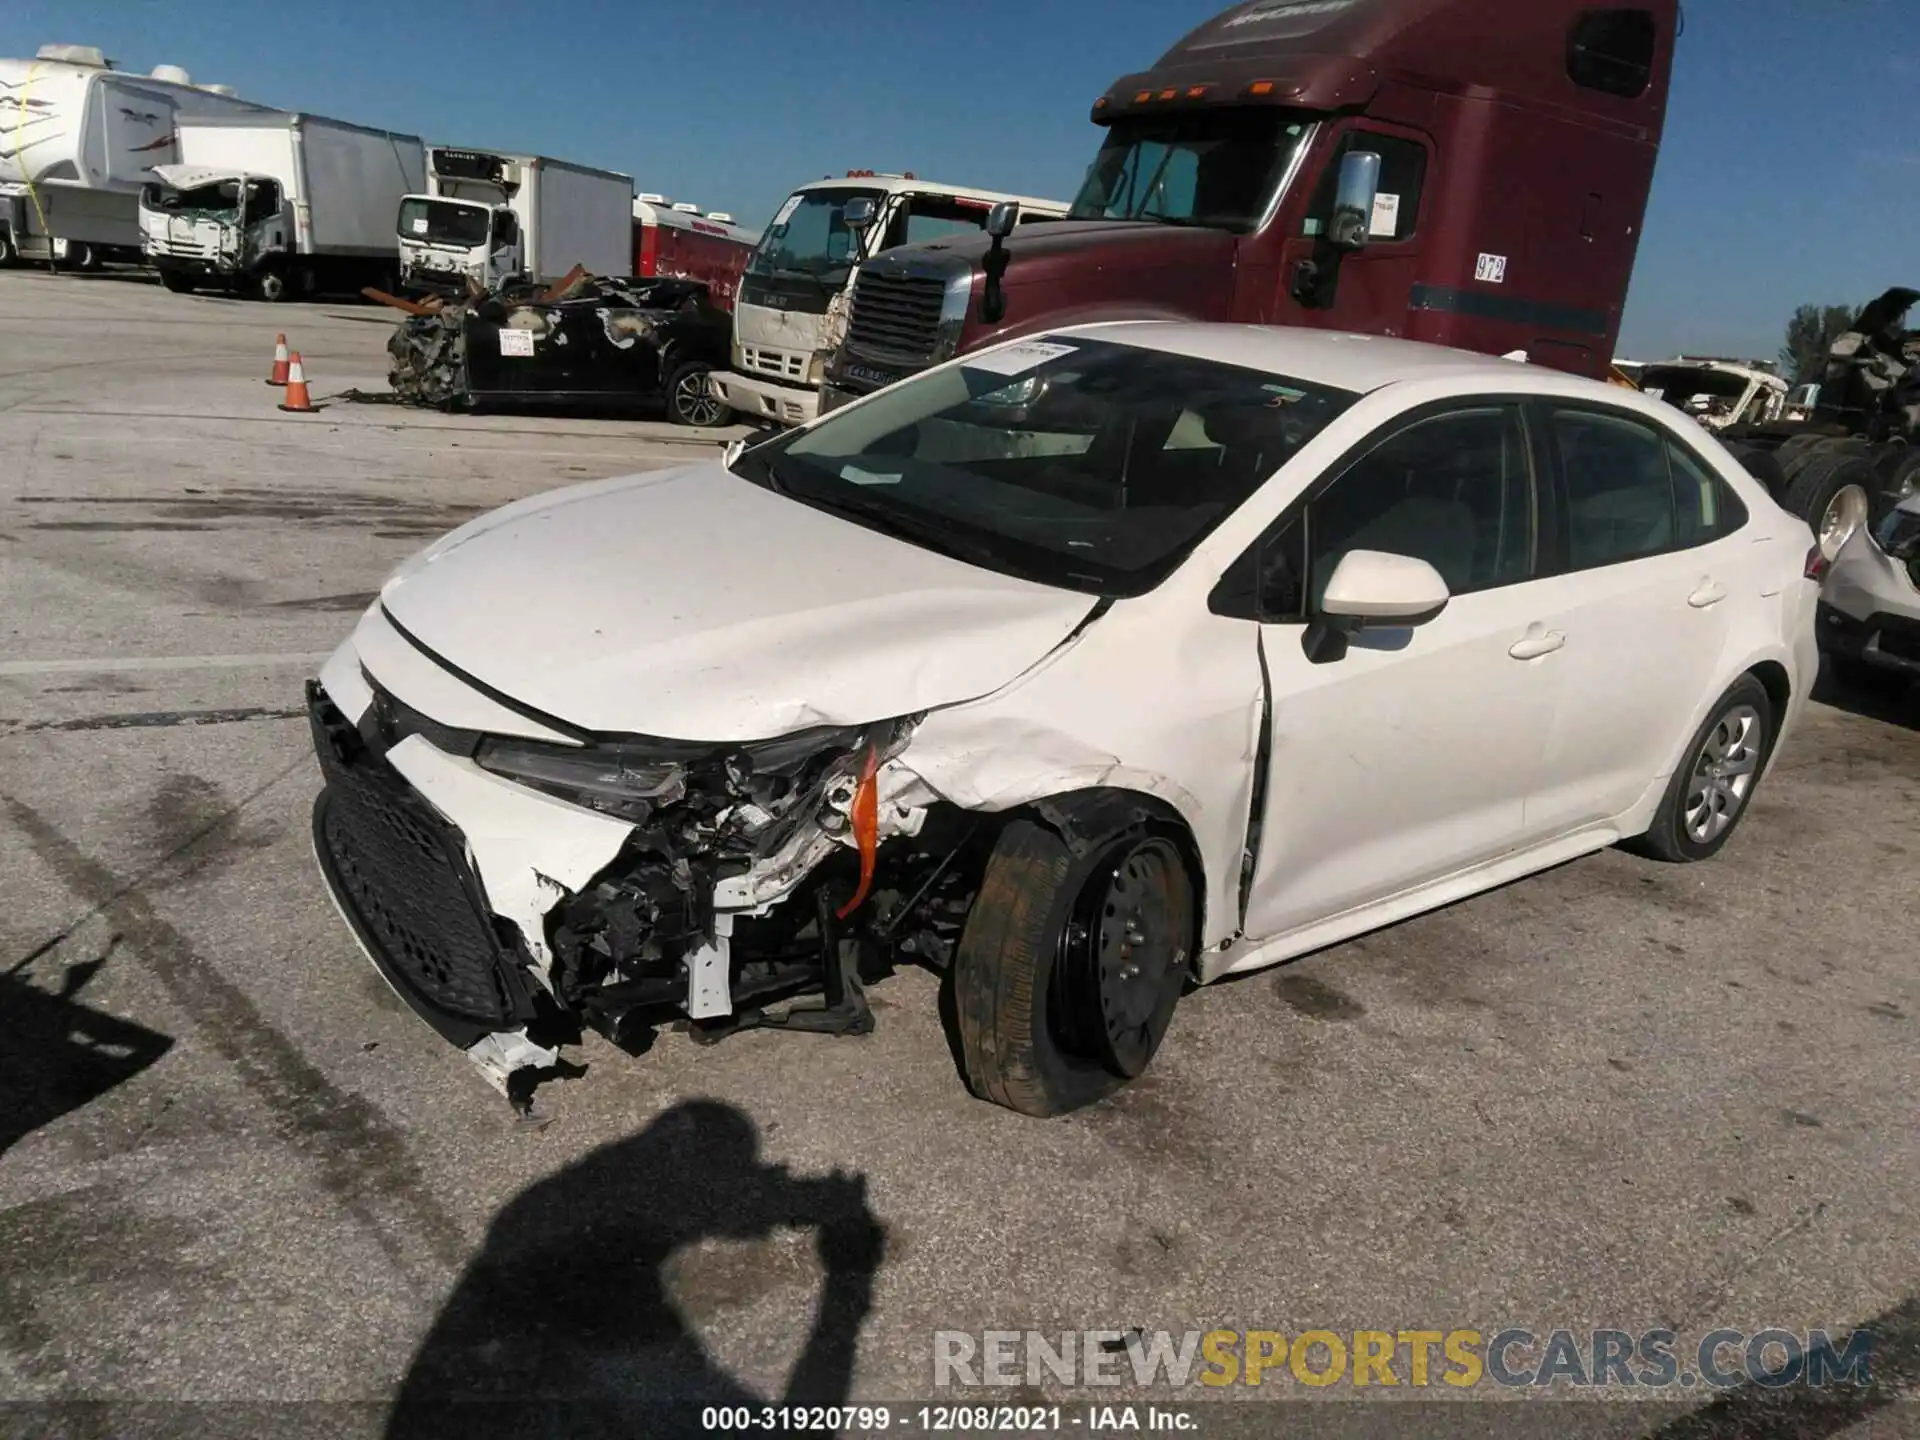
[1684,703,1762,845]
[1818,482,1870,559]
[674,370,724,427]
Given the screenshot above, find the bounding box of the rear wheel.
[252,264,290,303]
[666,360,730,427]
[1786,451,1878,558]
[1625,675,1774,864]
[0,229,16,267]
[952,812,1194,1117]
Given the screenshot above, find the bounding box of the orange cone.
[266,333,290,386]
[277,353,316,413]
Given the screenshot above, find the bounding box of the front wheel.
[1786,452,1877,559]
[157,267,194,294]
[665,360,731,427]
[251,265,290,303]
[1625,675,1774,864]
[951,813,1194,1117]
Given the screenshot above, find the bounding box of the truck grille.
[308,684,520,1030]
[742,345,808,381]
[845,271,948,362]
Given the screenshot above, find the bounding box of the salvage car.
[1817,492,1920,689]
[306,323,1822,1118]
[385,272,735,425]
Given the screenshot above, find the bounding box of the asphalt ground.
[1,267,1916,1440]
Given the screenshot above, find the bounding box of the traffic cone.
[266,333,290,386]
[277,353,316,413]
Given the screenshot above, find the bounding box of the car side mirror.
[1329,150,1382,251]
[985,201,1018,240]
[1303,550,1449,664]
[842,197,875,233]
[723,437,747,468]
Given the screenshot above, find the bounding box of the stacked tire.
[1754,435,1906,555]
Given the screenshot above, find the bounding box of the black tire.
[251,264,290,303]
[1775,432,1828,475]
[1785,452,1878,552]
[951,810,1195,1117]
[157,267,194,294]
[1625,675,1774,864]
[1723,441,1788,503]
[665,359,731,427]
[1880,449,1920,520]
[0,229,16,268]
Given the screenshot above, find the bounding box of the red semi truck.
[822,0,1676,408]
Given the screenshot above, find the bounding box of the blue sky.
[6,0,1916,361]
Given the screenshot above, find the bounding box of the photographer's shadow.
[386,1099,886,1440]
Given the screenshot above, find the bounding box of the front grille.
[742,345,807,381]
[309,684,520,1029]
[845,271,948,361]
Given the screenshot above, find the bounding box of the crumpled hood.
[148,164,246,192]
[378,463,1102,742]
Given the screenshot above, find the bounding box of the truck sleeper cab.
[711,174,1069,428]
[821,0,1677,410]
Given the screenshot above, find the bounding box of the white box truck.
[0,43,270,269]
[138,112,425,300]
[710,172,1069,428]
[396,148,633,296]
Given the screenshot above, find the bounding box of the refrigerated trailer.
[0,43,270,268]
[396,148,632,296]
[139,112,425,300]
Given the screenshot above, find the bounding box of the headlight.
[475,738,687,822]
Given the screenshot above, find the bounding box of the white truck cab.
[397,148,632,296]
[711,173,1068,428]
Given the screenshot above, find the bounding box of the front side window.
[886,195,998,249]
[1069,109,1316,233]
[1302,131,1429,244]
[1242,407,1536,621]
[733,337,1359,596]
[1551,408,1744,568]
[1568,8,1657,99]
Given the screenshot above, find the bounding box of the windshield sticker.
[963,340,1078,377]
[771,194,803,227]
[498,328,535,357]
[409,216,428,234]
[1475,252,1509,284]
[839,465,903,486]
[1369,193,1400,237]
[1261,384,1309,404]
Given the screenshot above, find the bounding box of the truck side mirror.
[1329,150,1382,251]
[985,201,1018,239]
[842,197,875,233]
[979,202,1019,326]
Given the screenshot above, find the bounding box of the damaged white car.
[1817,492,1920,688]
[307,323,1822,1118]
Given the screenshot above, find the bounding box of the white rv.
[139,114,426,300]
[710,173,1070,428]
[395,148,633,295]
[0,43,268,268]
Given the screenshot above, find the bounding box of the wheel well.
[1747,660,1792,761]
[1025,788,1208,970]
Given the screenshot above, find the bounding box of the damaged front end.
[308,674,989,1112]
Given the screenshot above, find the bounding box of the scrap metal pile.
[363,265,735,421]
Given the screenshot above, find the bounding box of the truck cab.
[140,166,291,294]
[397,190,521,294]
[711,173,1068,428]
[823,0,1677,410]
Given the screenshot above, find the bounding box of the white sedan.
[305,323,1823,1118]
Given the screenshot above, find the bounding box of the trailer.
[396,148,632,296]
[139,112,425,300]
[631,195,756,312]
[0,43,270,268]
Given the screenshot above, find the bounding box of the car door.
[1226,402,1563,943]
[1521,403,1749,835]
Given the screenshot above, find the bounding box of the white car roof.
[1036,321,1688,415]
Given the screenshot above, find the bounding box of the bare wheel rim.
[1818,483,1869,559]
[1050,837,1186,1077]
[674,370,722,426]
[1683,703,1762,844]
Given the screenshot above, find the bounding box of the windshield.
[1069,109,1316,233]
[398,196,492,247]
[747,188,885,287]
[144,180,241,214]
[733,336,1358,597]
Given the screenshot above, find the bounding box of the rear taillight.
[1804,544,1829,581]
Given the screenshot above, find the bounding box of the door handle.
[1509,629,1567,660]
[1688,579,1728,609]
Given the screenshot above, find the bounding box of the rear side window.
[1568,9,1658,98]
[1550,408,1743,569]
[1303,131,1428,243]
